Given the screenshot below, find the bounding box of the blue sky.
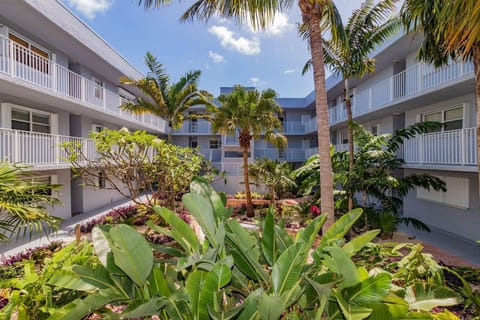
[62,0,365,98]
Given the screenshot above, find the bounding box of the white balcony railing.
[173,120,212,134]
[0,35,166,131]
[0,128,95,166]
[254,148,307,162]
[403,127,477,166]
[330,60,474,125]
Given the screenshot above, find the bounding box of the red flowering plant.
[309,205,321,217]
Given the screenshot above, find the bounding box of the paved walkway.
[400,225,480,267]
[0,197,137,259]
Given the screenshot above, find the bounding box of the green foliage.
[7,178,462,319]
[65,128,209,210]
[0,241,94,319]
[0,162,62,242]
[293,122,445,237]
[120,52,213,143]
[248,158,296,202]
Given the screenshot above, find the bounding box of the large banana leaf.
[92,224,113,267]
[273,224,294,253]
[335,289,373,320]
[365,294,409,320]
[342,229,380,256]
[186,269,207,319]
[237,288,264,320]
[226,219,268,282]
[149,267,170,297]
[344,273,392,305]
[405,283,463,311]
[313,208,363,262]
[153,205,200,255]
[296,214,326,248]
[271,242,308,298]
[262,208,276,266]
[51,288,127,320]
[49,264,115,292]
[322,244,360,289]
[121,297,168,318]
[183,192,218,246]
[109,224,153,286]
[190,176,230,220]
[198,263,232,319]
[257,294,285,320]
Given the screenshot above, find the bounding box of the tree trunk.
[474,45,480,204]
[300,2,335,231]
[345,79,354,211]
[242,145,254,217]
[167,121,173,144]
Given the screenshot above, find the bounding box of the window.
[119,88,135,105]
[417,175,469,209]
[98,171,106,189]
[189,136,198,148]
[32,176,53,196]
[92,76,104,99]
[278,148,286,159]
[371,125,379,136]
[11,107,50,133]
[423,106,463,132]
[209,138,221,149]
[92,124,104,133]
[9,33,49,73]
[339,130,348,144]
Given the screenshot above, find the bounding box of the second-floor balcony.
[329,60,474,125]
[173,120,212,134]
[0,128,95,168]
[0,35,166,132]
[333,128,477,170]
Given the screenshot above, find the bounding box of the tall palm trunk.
[345,79,354,211]
[168,121,173,144]
[474,45,480,202]
[242,144,254,217]
[300,1,335,230]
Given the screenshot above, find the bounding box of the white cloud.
[283,68,296,75]
[64,0,112,19]
[208,26,260,55]
[249,12,293,36]
[250,77,268,87]
[209,50,225,63]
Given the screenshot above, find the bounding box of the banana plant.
[46,177,462,319]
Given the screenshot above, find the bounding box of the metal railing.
[0,35,166,132]
[0,128,95,165]
[402,127,477,166]
[330,60,474,125]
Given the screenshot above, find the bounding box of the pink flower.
[309,205,320,216]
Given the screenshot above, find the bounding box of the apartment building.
[174,30,479,243]
[0,0,167,219]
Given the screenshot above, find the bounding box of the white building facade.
[1,1,478,244]
[0,0,167,219]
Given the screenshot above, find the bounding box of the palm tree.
[209,85,286,217]
[137,0,343,229]
[120,52,213,143]
[0,163,61,242]
[401,0,480,197]
[304,0,400,211]
[248,158,296,205]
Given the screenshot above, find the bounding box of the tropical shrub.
[40,178,462,319]
[64,128,209,210]
[294,122,446,237]
[0,163,62,242]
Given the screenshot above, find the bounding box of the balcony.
[0,35,166,131]
[173,120,212,134]
[254,148,309,162]
[330,60,474,125]
[402,127,477,167]
[0,128,95,167]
